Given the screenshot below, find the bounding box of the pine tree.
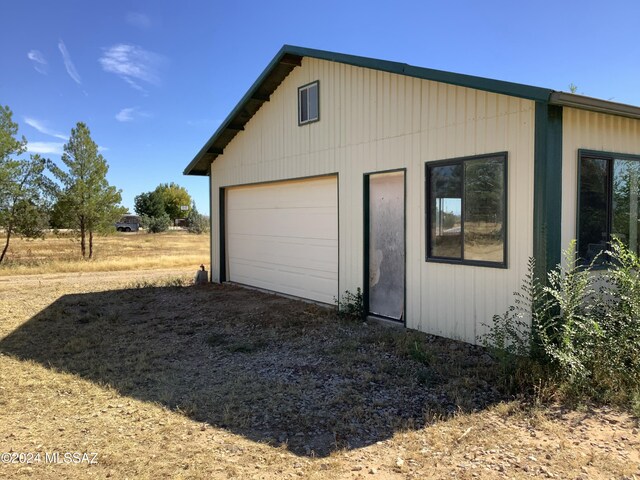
[0,106,51,263]
[49,122,126,258]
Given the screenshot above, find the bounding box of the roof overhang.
[184,47,304,176]
[185,45,640,176]
[549,92,640,120]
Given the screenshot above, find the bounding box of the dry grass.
[0,231,209,276]
[0,270,638,479]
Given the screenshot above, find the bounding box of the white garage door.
[226,176,338,304]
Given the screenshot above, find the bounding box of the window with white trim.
[298,81,319,125]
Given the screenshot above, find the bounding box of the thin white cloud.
[27,50,48,74]
[115,107,135,122]
[27,141,64,155]
[115,106,151,122]
[99,44,165,91]
[58,39,82,85]
[126,12,152,29]
[23,117,68,140]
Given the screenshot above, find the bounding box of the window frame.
[298,80,320,126]
[425,151,508,269]
[577,148,640,265]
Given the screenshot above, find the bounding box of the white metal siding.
[561,108,640,256]
[225,176,338,304]
[210,57,535,344]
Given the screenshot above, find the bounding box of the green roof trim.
[284,45,554,101]
[184,45,640,176]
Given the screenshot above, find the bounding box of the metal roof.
[184,45,640,176]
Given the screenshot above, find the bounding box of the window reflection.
[613,159,640,255]
[578,153,640,264]
[431,164,462,258]
[427,154,506,266]
[464,158,505,262]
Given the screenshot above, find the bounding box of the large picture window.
[426,152,507,267]
[578,150,640,264]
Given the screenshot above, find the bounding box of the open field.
[0,269,638,479]
[0,231,209,276]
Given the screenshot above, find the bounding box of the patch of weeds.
[175,403,198,417]
[226,338,268,353]
[327,338,360,356]
[129,276,190,289]
[130,279,156,289]
[206,333,228,347]
[63,337,92,354]
[335,288,364,320]
[388,331,435,366]
[409,341,434,366]
[423,406,448,424]
[631,390,640,419]
[416,367,432,386]
[480,240,640,411]
[493,400,525,418]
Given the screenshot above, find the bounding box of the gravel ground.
[1,280,507,457]
[0,272,638,479]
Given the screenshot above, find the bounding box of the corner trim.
[533,102,563,281]
[219,187,227,283]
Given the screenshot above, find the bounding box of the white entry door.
[225,176,338,304]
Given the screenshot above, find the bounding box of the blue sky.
[2,0,640,215]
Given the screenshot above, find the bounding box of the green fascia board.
[184,45,554,176]
[283,45,553,102]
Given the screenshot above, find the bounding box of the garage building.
[184,45,640,344]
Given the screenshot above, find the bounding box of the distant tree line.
[0,104,208,264]
[0,105,125,263]
[134,183,208,234]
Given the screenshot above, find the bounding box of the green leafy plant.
[481,239,640,407]
[140,213,171,233]
[186,203,209,234]
[597,238,640,398]
[335,288,364,319]
[479,257,540,392]
[535,241,601,387]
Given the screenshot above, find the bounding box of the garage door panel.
[230,181,333,209]
[228,236,338,271]
[229,261,338,304]
[227,208,337,239]
[226,176,338,304]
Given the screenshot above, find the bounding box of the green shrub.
[535,241,601,388]
[186,204,209,234]
[480,239,640,408]
[140,213,171,233]
[335,288,364,319]
[598,238,640,399]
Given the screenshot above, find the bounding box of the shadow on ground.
[0,283,508,457]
